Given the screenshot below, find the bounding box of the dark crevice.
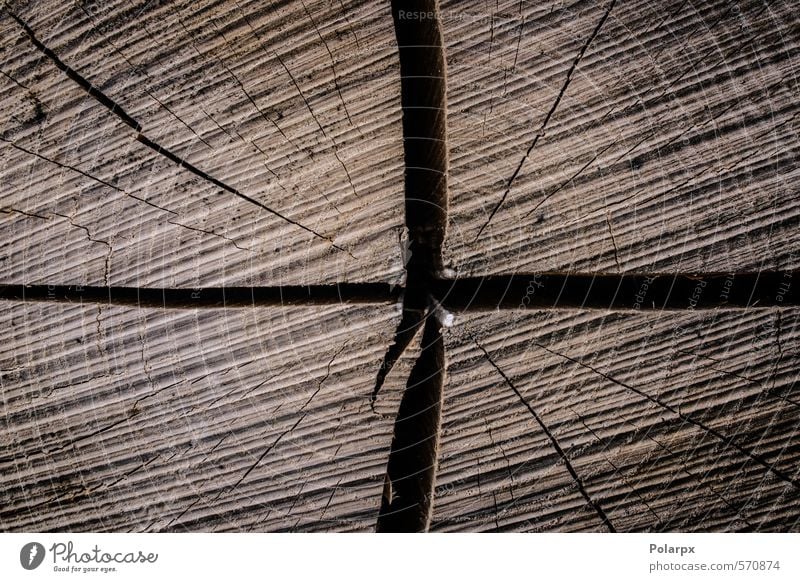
[377,314,445,532]
[432,272,799,311]
[1,271,796,310]
[7,9,345,252]
[6,11,142,132]
[373,0,450,532]
[370,307,424,408]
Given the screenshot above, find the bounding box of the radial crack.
[52,212,113,286]
[6,11,142,132]
[432,272,800,311]
[300,344,346,411]
[370,307,425,409]
[473,337,616,532]
[475,0,616,239]
[372,0,451,533]
[228,415,306,494]
[166,219,252,253]
[299,0,359,132]
[0,135,180,215]
[0,283,400,308]
[377,314,445,532]
[7,10,345,252]
[533,342,800,491]
[134,134,344,251]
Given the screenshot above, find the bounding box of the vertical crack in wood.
[372,0,449,390]
[374,0,449,532]
[377,314,445,532]
[370,308,425,406]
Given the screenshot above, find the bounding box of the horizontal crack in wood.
[0,284,400,307]
[3,272,794,310]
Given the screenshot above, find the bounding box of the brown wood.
[1,0,798,532]
[441,0,800,275]
[432,309,799,531]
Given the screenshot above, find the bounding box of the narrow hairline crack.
[475,0,617,240]
[2,0,795,535]
[0,147,251,253]
[472,336,616,532]
[531,341,800,491]
[6,10,349,255]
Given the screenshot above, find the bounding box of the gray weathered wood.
[442,0,800,275]
[433,309,799,531]
[1,0,798,532]
[0,301,405,531]
[1,0,405,287]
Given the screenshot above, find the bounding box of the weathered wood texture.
[442,0,800,274]
[1,0,799,533]
[0,0,405,287]
[0,302,405,531]
[0,0,411,531]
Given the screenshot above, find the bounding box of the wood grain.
[441,0,800,275]
[0,301,404,531]
[432,309,800,531]
[0,0,405,287]
[0,0,798,533]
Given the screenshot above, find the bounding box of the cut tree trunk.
[1,0,798,532]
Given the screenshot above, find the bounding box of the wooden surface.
[0,301,406,531]
[433,309,799,531]
[0,0,406,287]
[1,0,799,532]
[442,0,800,275]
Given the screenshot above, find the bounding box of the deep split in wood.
[2,273,796,310]
[373,0,449,533]
[1,0,798,534]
